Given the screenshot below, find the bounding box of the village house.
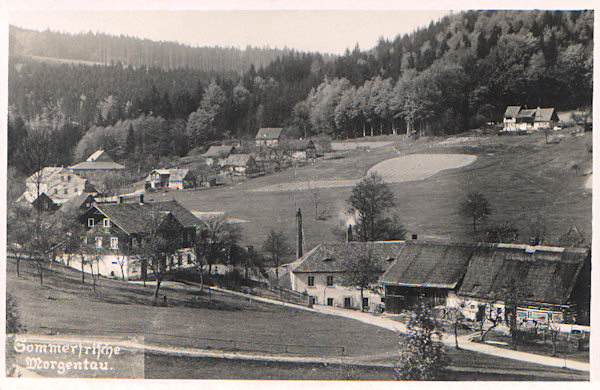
[203,145,237,167]
[66,196,201,279]
[288,139,316,160]
[290,241,405,311]
[220,154,259,176]
[145,168,197,190]
[255,127,283,147]
[502,106,559,131]
[380,240,590,326]
[69,150,125,181]
[18,167,97,206]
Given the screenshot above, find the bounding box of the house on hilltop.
[145,168,197,190]
[502,106,559,131]
[290,241,405,311]
[380,240,590,326]
[18,167,96,207]
[255,127,283,147]
[70,150,125,173]
[67,196,201,279]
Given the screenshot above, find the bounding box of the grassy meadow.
[146,131,592,258]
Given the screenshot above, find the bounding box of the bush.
[6,292,25,334]
[394,303,449,380]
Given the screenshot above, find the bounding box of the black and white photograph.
[3,2,595,384]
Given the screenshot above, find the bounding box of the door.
[344,297,351,308]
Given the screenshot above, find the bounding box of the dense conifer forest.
[8,10,593,176]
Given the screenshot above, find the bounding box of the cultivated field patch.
[368,153,477,184]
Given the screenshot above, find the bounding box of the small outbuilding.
[289,139,316,160]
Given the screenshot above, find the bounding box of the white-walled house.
[290,241,404,311]
[61,197,201,280]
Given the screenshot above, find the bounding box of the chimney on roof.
[412,234,418,240]
[139,194,144,204]
[296,208,303,259]
[347,225,353,242]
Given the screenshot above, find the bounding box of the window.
[307,276,315,287]
[64,188,68,195]
[344,297,352,308]
[309,296,316,305]
[177,255,182,266]
[362,297,369,308]
[187,254,192,264]
[327,298,334,306]
[67,175,71,182]
[110,237,118,250]
[95,237,103,248]
[103,218,110,227]
[326,275,334,286]
[527,311,533,319]
[88,218,95,227]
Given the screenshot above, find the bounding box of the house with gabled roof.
[290,241,405,311]
[288,139,316,160]
[220,154,259,176]
[502,106,559,131]
[145,168,197,190]
[18,167,96,207]
[255,127,283,147]
[65,197,202,279]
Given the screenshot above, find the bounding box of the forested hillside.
[9,25,298,73]
[8,10,593,177]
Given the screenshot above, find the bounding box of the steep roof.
[516,109,537,119]
[503,106,521,118]
[60,192,95,213]
[289,139,315,150]
[85,200,201,234]
[69,161,125,170]
[379,241,476,289]
[292,241,405,273]
[222,154,255,167]
[534,108,558,122]
[458,244,588,305]
[26,167,69,184]
[204,145,236,158]
[255,127,283,140]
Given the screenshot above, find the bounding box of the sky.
[8,9,450,55]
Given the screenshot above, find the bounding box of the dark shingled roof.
[292,241,405,273]
[458,244,588,305]
[516,109,537,119]
[222,154,255,167]
[503,106,521,118]
[87,200,201,234]
[534,108,558,122]
[204,145,236,158]
[60,193,95,213]
[289,139,316,150]
[255,127,283,140]
[379,241,475,289]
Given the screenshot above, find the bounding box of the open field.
[7,259,398,358]
[7,259,588,380]
[146,131,592,254]
[331,141,393,150]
